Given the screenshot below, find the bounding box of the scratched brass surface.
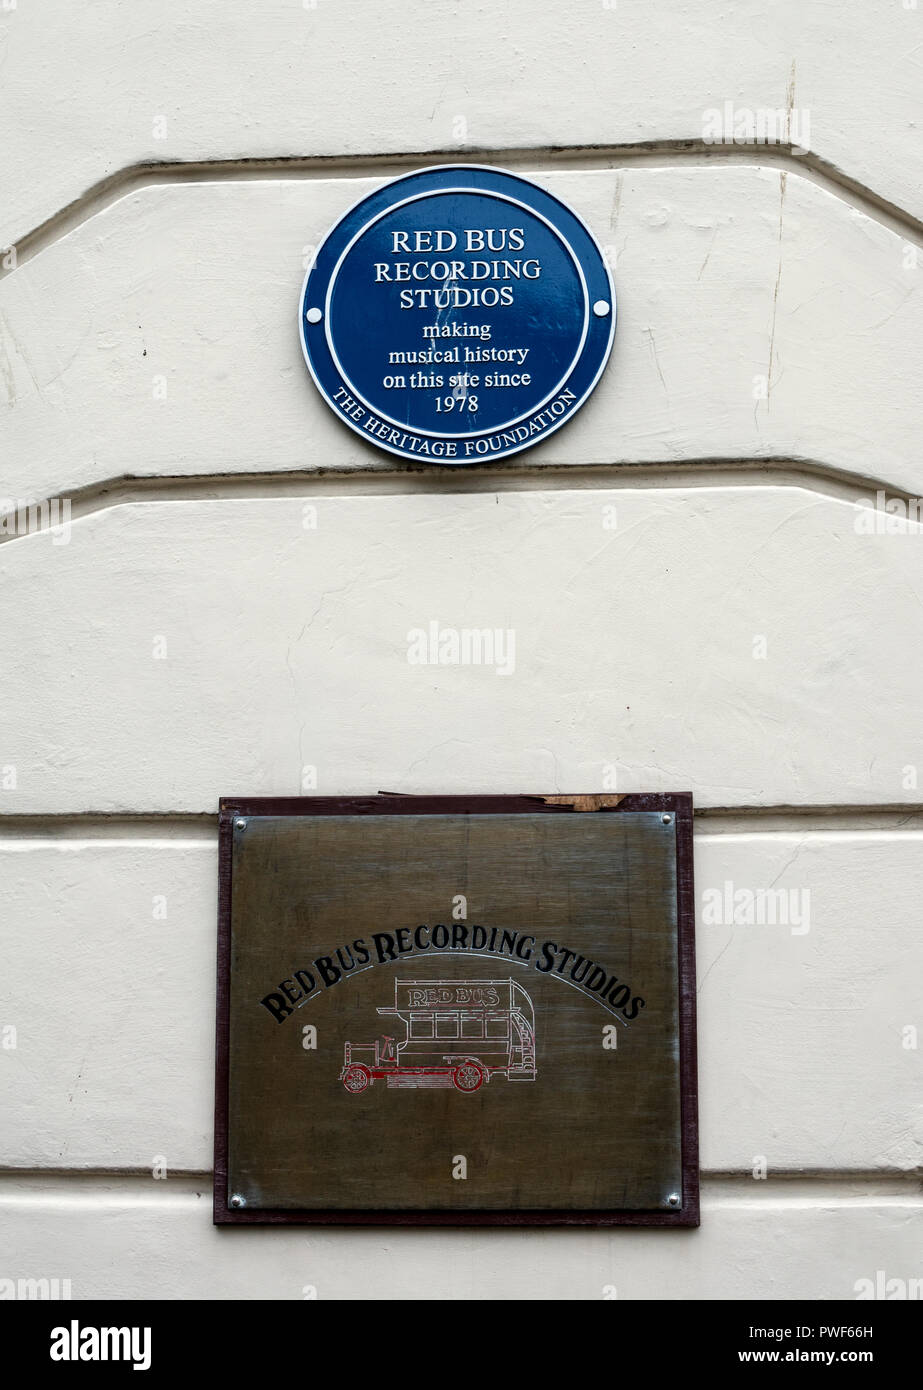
[227,812,681,1211]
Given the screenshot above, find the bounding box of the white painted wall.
[1,1,920,1301]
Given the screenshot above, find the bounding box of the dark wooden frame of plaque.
[214,793,699,1228]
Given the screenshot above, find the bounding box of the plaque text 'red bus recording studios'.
[299,167,615,465]
[258,924,647,1026]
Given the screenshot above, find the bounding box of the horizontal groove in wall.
[694,806,923,833]
[3,139,922,279]
[1,807,923,841]
[0,815,217,841]
[0,1170,918,1205]
[1,459,916,550]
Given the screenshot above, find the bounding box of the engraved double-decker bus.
[339,978,537,1093]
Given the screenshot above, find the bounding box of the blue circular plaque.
[299,166,615,465]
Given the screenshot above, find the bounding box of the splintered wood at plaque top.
[216,796,697,1225]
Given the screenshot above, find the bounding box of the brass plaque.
[214,795,698,1226]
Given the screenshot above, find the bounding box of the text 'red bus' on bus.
[339,978,537,1093]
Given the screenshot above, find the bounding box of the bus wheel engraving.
[342,1064,371,1094]
[453,1061,484,1093]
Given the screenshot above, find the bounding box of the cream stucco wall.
[1,0,921,1299]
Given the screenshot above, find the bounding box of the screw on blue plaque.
[299,166,616,465]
